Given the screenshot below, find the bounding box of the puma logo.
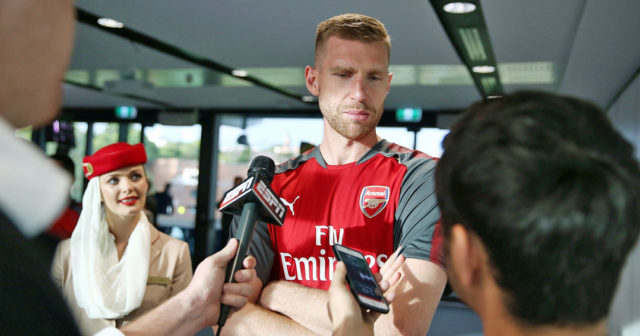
[280,196,300,216]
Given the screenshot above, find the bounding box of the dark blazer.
[0,209,81,335]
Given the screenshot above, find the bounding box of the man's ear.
[305,65,319,96]
[450,224,483,288]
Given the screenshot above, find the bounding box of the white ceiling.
[63,0,640,113]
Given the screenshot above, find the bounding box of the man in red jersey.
[223,13,447,335]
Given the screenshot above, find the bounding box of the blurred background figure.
[51,142,193,335]
[48,153,81,240]
[154,183,174,216]
[34,153,83,261]
[148,182,174,228]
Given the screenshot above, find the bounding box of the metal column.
[193,112,220,267]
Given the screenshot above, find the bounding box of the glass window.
[416,128,449,158]
[217,123,248,212]
[144,124,201,254]
[45,142,58,156]
[377,127,415,149]
[91,122,119,153]
[68,122,88,202]
[246,117,324,163]
[21,121,86,203]
[15,126,32,141]
[127,123,142,144]
[216,116,323,251]
[217,117,324,202]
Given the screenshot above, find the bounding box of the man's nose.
[349,75,367,102]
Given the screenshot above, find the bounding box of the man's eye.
[336,73,350,78]
[369,75,382,81]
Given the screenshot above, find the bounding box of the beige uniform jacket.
[51,225,193,336]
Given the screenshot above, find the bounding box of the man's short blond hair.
[315,13,391,62]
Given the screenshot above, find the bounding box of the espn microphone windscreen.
[248,155,275,184]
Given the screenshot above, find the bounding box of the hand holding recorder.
[328,245,405,335]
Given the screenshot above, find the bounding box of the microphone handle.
[218,201,259,327]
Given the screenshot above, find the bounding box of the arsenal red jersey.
[235,140,444,290]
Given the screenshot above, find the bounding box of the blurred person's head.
[51,153,75,178]
[50,154,76,202]
[436,91,640,333]
[83,143,149,222]
[0,0,75,128]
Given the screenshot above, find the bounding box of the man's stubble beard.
[321,101,382,141]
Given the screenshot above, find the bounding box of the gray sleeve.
[229,216,274,286]
[393,157,444,266]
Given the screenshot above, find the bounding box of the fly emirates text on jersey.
[279,225,389,282]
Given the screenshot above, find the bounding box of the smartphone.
[332,244,389,313]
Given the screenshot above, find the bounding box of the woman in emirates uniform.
[52,142,192,335]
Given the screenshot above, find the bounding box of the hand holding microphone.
[217,156,286,327]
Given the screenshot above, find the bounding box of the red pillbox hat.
[83,142,147,180]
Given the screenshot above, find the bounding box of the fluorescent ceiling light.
[458,28,487,61]
[472,65,495,73]
[481,77,497,93]
[499,62,555,84]
[302,95,316,103]
[231,69,248,77]
[413,65,473,85]
[147,69,205,87]
[64,70,90,83]
[97,18,124,29]
[443,2,476,14]
[486,95,502,99]
[222,67,305,87]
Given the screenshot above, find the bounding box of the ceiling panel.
[65,0,640,112]
[559,0,640,108]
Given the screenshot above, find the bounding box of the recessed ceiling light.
[231,69,248,77]
[97,18,124,29]
[472,65,495,74]
[443,2,476,14]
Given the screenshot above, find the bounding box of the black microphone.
[217,156,286,327]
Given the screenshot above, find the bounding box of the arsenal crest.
[359,186,390,218]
